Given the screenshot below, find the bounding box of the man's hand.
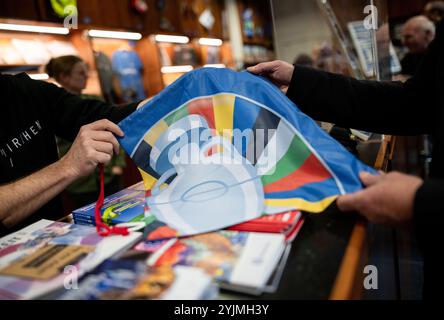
[60,119,124,178]
[337,171,423,225]
[247,60,295,91]
[0,119,125,229]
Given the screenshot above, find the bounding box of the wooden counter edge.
[330,135,394,299]
[329,221,368,300]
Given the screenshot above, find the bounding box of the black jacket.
[401,52,426,76]
[287,20,444,298]
[0,73,137,234]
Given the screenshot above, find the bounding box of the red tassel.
[94,164,129,237]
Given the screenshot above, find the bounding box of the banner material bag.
[118,68,376,240]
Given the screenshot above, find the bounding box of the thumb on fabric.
[336,191,364,212]
[247,61,277,75]
[359,171,382,187]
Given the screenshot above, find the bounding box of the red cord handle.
[94,164,129,237]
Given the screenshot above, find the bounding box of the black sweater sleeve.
[286,19,443,136]
[414,180,444,255]
[22,75,138,141]
[286,65,436,135]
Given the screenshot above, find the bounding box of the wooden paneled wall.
[0,0,42,21]
[387,0,430,20]
[0,0,225,38]
[1,0,437,31]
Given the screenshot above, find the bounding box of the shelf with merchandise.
[229,0,276,71]
[134,33,234,93]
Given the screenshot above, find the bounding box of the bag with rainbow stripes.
[118,68,376,240]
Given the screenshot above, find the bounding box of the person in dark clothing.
[294,53,314,68]
[46,55,127,209]
[401,15,436,76]
[401,50,428,76]
[0,73,143,236]
[248,19,444,299]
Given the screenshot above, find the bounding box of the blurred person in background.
[293,53,314,68]
[312,42,351,76]
[400,16,436,162]
[401,15,436,76]
[46,56,126,209]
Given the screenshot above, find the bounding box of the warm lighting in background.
[88,29,142,40]
[0,23,69,35]
[161,65,194,74]
[203,64,226,68]
[155,34,190,44]
[198,38,223,46]
[28,73,50,80]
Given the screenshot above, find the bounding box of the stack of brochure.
[69,183,305,296]
[59,259,217,300]
[0,220,142,300]
[227,211,304,243]
[72,182,146,226]
[136,231,294,295]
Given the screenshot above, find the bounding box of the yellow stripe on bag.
[144,120,168,146]
[213,94,235,141]
[139,169,158,191]
[264,196,338,213]
[139,169,169,192]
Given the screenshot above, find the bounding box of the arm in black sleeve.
[25,76,138,141]
[414,180,444,253]
[286,66,435,135]
[286,21,443,136]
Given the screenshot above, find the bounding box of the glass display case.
[270,0,407,300]
[270,0,401,81]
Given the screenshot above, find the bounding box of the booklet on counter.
[227,210,304,242]
[58,259,218,300]
[0,220,142,300]
[139,231,289,295]
[72,182,147,227]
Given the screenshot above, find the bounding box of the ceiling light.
[161,65,194,73]
[155,34,190,44]
[0,23,69,35]
[199,38,223,46]
[88,29,142,40]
